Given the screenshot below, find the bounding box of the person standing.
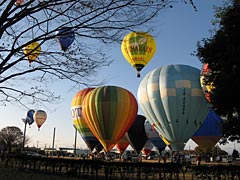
[196,155,201,166]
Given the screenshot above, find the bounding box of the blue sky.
[0,0,238,154]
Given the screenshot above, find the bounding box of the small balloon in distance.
[33,110,47,131]
[55,27,75,51]
[23,42,41,63]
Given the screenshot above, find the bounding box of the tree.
[0,0,196,108]
[0,126,28,153]
[195,0,240,142]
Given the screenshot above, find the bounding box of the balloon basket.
[137,72,140,78]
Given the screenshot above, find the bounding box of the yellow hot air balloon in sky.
[23,42,41,63]
[121,31,156,77]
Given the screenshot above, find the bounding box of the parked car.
[121,153,140,162]
[130,154,142,162]
[23,151,42,157]
[147,154,159,160]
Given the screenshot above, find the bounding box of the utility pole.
[52,127,56,156]
[73,125,77,156]
[22,119,27,152]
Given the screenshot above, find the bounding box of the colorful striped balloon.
[71,88,102,152]
[82,86,138,152]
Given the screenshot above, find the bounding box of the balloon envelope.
[33,110,47,130]
[192,109,222,152]
[71,88,103,152]
[26,109,35,125]
[121,31,156,77]
[138,64,210,151]
[15,0,24,6]
[144,121,167,153]
[200,63,214,103]
[23,42,41,63]
[115,133,129,155]
[126,114,148,155]
[142,140,154,156]
[55,27,75,51]
[82,86,138,152]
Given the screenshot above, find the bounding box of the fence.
[1,155,240,180]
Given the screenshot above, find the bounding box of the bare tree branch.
[0,0,195,108]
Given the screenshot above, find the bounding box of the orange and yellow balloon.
[71,88,103,152]
[121,31,156,77]
[82,86,138,152]
[23,42,41,63]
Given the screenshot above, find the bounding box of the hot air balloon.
[121,31,156,78]
[191,109,222,152]
[138,64,210,151]
[115,133,129,155]
[142,140,154,156]
[126,114,148,155]
[144,121,167,153]
[22,109,35,150]
[82,86,138,152]
[200,63,214,103]
[55,27,75,51]
[23,42,41,63]
[26,109,35,126]
[15,0,24,6]
[22,109,35,126]
[71,88,103,152]
[33,110,47,131]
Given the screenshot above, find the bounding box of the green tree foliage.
[195,0,240,142]
[0,126,25,153]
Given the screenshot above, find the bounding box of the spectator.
[196,155,201,166]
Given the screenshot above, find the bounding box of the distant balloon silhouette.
[126,114,148,155]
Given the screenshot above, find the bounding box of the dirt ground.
[1,158,239,180]
[0,166,82,180]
